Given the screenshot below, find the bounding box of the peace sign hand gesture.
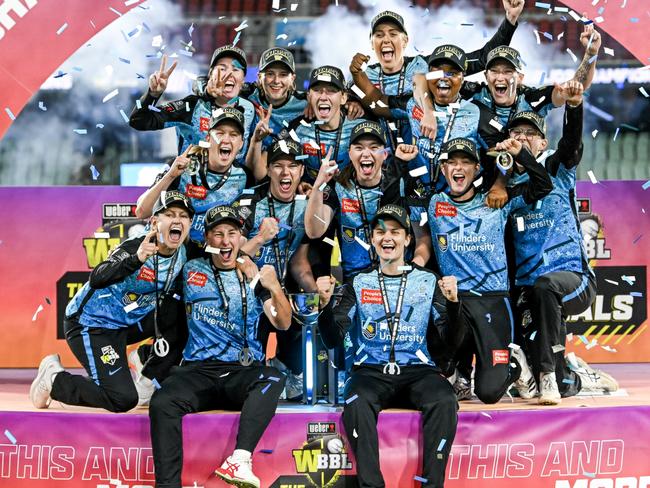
[149,54,178,98]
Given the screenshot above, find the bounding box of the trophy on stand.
[289,292,336,405]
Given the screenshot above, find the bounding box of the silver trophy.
[289,292,320,326]
[185,145,206,176]
[487,149,514,173]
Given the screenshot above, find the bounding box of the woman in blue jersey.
[135,107,254,254]
[30,192,194,413]
[317,204,466,488]
[129,45,256,162]
[149,205,291,488]
[348,1,523,152]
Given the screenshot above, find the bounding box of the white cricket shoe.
[574,356,619,393]
[538,372,561,405]
[511,347,538,399]
[30,354,64,409]
[214,455,260,488]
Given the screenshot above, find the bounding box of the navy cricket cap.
[152,190,195,218]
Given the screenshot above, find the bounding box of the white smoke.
[0,0,200,185]
[305,0,568,85]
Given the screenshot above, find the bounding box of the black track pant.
[457,293,520,404]
[519,271,596,397]
[342,365,458,488]
[149,360,285,488]
[52,297,187,412]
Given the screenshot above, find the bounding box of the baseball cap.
[152,190,195,218]
[486,45,523,71]
[371,204,411,233]
[350,120,386,145]
[204,205,243,232]
[508,111,547,138]
[428,44,468,73]
[441,138,480,163]
[308,65,346,91]
[209,45,247,74]
[370,11,406,35]
[209,106,245,133]
[259,47,295,73]
[268,139,303,164]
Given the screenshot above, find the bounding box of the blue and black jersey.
[152,165,254,243]
[129,90,256,162]
[509,104,591,286]
[234,182,309,283]
[318,264,467,370]
[65,236,187,329]
[426,148,552,294]
[182,258,271,362]
[322,170,404,279]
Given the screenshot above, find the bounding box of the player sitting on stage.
[149,205,291,488]
[317,204,467,488]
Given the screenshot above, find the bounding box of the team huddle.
[30,2,621,487]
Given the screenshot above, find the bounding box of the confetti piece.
[409,166,428,178]
[56,23,68,35]
[249,273,261,289]
[5,107,15,120]
[425,70,445,81]
[4,430,16,444]
[220,372,231,377]
[354,236,370,251]
[345,394,359,404]
[640,87,649,98]
[260,448,274,454]
[621,275,636,285]
[566,48,578,63]
[234,20,249,32]
[415,350,429,363]
[353,428,358,438]
[604,47,614,56]
[630,292,643,297]
[601,345,617,353]
[535,2,551,8]
[276,33,288,40]
[119,109,129,123]
[152,378,161,389]
[488,119,503,131]
[152,35,163,47]
[109,6,123,16]
[125,0,140,5]
[469,289,482,296]
[38,101,47,111]
[350,84,366,99]
[102,89,119,103]
[529,330,537,341]
[90,165,100,180]
[591,130,598,138]
[323,237,336,247]
[270,306,278,317]
[587,170,598,184]
[94,232,110,238]
[204,245,221,254]
[632,234,643,244]
[414,476,428,483]
[508,342,520,350]
[552,344,565,353]
[481,412,492,419]
[261,383,271,394]
[124,302,139,313]
[272,0,280,8]
[73,129,88,135]
[562,378,575,384]
[419,212,428,226]
[516,217,525,232]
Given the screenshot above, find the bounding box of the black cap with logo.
[152,190,195,218]
[209,106,246,133]
[428,44,468,73]
[371,204,411,234]
[268,139,303,164]
[486,45,523,71]
[209,45,247,74]
[350,120,386,145]
[370,11,406,35]
[441,138,480,163]
[508,111,547,138]
[204,205,243,232]
[259,47,296,73]
[308,65,346,91]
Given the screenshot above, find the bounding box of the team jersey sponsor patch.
[302,142,326,156]
[185,184,207,200]
[435,201,458,218]
[411,104,424,121]
[361,288,383,304]
[187,271,208,287]
[137,267,156,282]
[199,117,210,132]
[492,349,509,366]
[341,198,360,213]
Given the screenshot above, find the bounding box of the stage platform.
[1,364,649,487]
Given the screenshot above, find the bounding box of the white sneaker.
[538,372,561,405]
[129,349,155,406]
[30,354,64,409]
[214,455,260,488]
[574,356,619,393]
[511,347,538,399]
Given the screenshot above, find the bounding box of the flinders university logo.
[437,233,449,252]
[269,422,354,487]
